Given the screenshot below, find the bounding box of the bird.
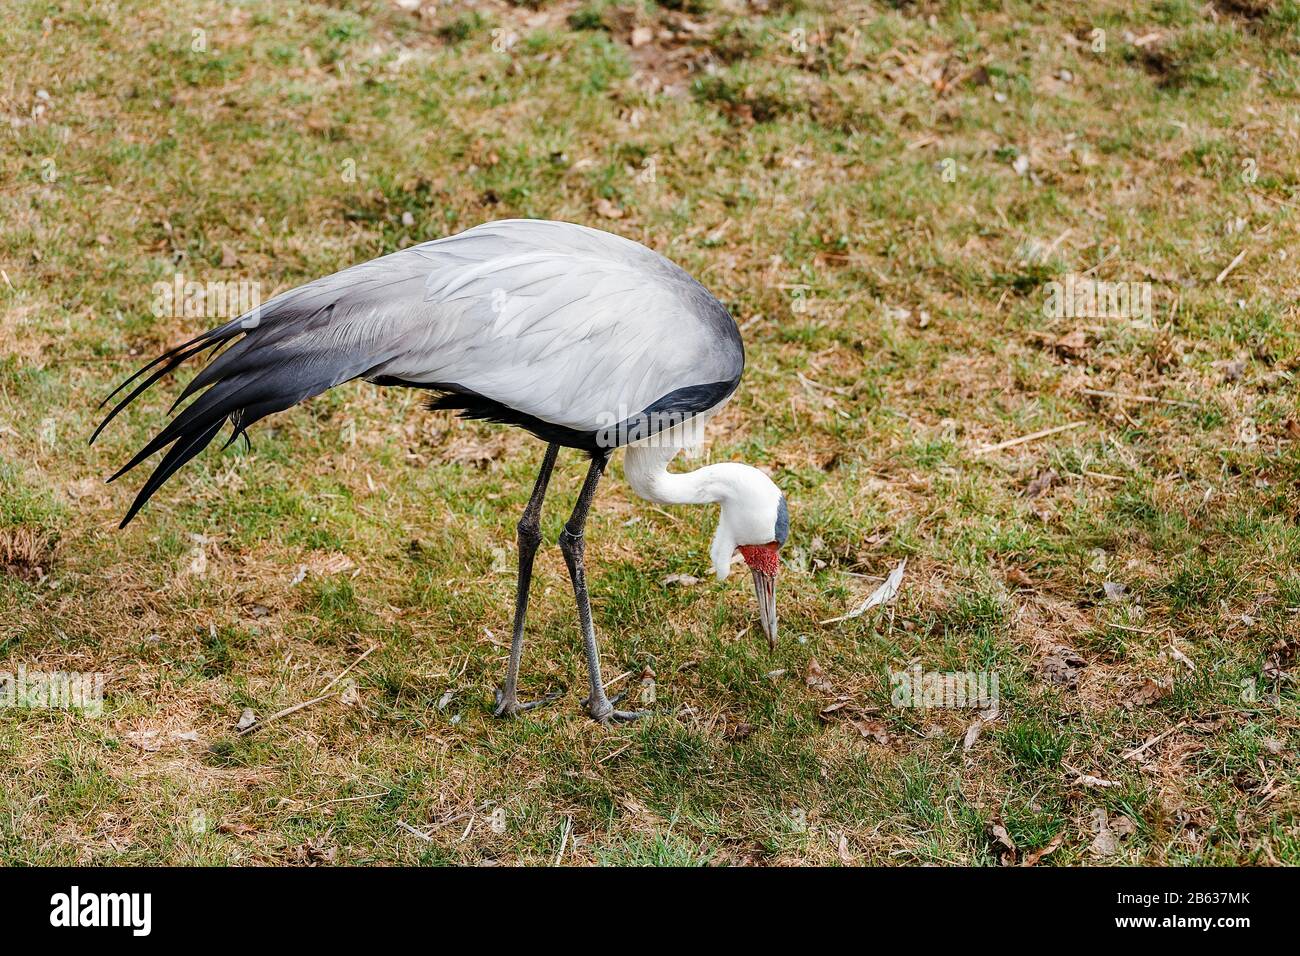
[93,218,789,723]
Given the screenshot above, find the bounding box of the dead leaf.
[1070,770,1121,789]
[339,681,359,706]
[1102,580,1128,601]
[805,657,837,694]
[1124,677,1171,709]
[817,698,856,719]
[990,818,1017,863]
[854,719,892,745]
[1054,329,1087,357]
[216,820,258,837]
[1264,634,1298,680]
[220,244,239,268]
[1090,827,1117,858]
[441,433,506,468]
[63,476,106,502]
[1089,807,1137,858]
[1020,832,1063,866]
[236,708,257,731]
[630,26,653,48]
[661,573,700,587]
[124,730,161,752]
[1006,567,1034,589]
[962,718,985,752]
[1166,644,1195,671]
[291,838,338,865]
[313,552,356,575]
[594,197,624,219]
[991,820,1016,851]
[1024,469,1056,499]
[835,831,854,865]
[1039,643,1086,688]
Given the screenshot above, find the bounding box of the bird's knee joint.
[516,519,542,550]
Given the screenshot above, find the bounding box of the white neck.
[623,444,783,580]
[622,444,725,506]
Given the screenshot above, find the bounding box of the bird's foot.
[582,691,649,724]
[492,687,561,719]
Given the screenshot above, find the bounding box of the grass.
[0,0,1297,865]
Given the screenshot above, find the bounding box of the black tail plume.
[96,299,391,526]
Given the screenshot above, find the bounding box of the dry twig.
[973,422,1085,457]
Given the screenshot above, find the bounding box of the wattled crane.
[94,219,788,722]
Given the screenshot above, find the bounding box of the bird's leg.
[559,452,648,724]
[493,443,562,718]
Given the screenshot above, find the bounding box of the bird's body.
[365,219,745,449]
[97,219,786,722]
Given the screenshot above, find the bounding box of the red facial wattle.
[739,543,780,576]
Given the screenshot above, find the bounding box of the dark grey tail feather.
[97,304,388,527]
[106,374,259,482]
[93,316,246,418]
[166,333,261,412]
[90,338,224,445]
[117,418,226,527]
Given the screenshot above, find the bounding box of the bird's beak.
[750,567,778,650]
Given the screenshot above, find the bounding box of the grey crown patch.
[774,494,790,546]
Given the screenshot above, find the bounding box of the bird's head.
[707,464,789,649]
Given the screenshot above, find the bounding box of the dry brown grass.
[0,0,1297,865]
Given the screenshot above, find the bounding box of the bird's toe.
[585,698,649,723]
[492,688,560,718]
